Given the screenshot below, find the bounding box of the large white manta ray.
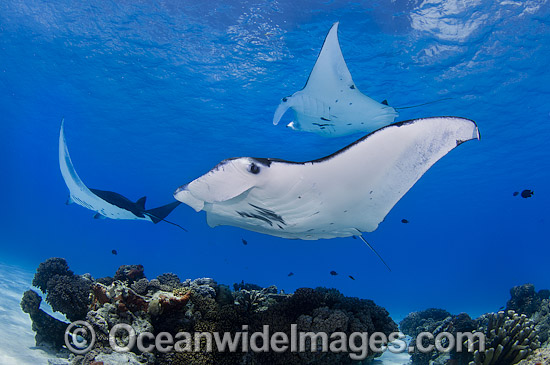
[59,120,183,227]
[273,22,398,137]
[175,117,480,240]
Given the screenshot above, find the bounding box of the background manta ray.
[59,120,185,231]
[273,22,398,137]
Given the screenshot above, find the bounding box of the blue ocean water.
[1,0,549,326]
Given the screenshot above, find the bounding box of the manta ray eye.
[282,97,288,102]
[248,163,260,174]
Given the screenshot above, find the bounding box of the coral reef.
[46,274,92,321]
[506,284,544,316]
[156,272,181,291]
[402,284,550,365]
[185,277,217,298]
[20,290,69,351]
[506,284,550,346]
[131,277,149,295]
[517,347,550,365]
[32,257,74,292]
[113,264,145,283]
[25,258,550,365]
[401,309,475,365]
[400,308,452,338]
[24,258,397,365]
[469,310,540,364]
[31,257,91,321]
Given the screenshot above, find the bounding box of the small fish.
[348,275,355,280]
[401,219,409,224]
[521,189,534,198]
[242,238,248,245]
[330,270,338,276]
[288,272,294,277]
[513,191,519,197]
[111,249,118,255]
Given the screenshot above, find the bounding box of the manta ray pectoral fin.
[66,195,74,205]
[136,196,147,210]
[93,213,106,219]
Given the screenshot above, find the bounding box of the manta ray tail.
[355,235,392,272]
[145,201,187,231]
[394,97,452,110]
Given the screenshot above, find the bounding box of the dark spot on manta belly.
[247,203,286,225]
[350,85,356,89]
[236,211,273,226]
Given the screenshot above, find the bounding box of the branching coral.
[469,310,540,365]
[234,289,269,312]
